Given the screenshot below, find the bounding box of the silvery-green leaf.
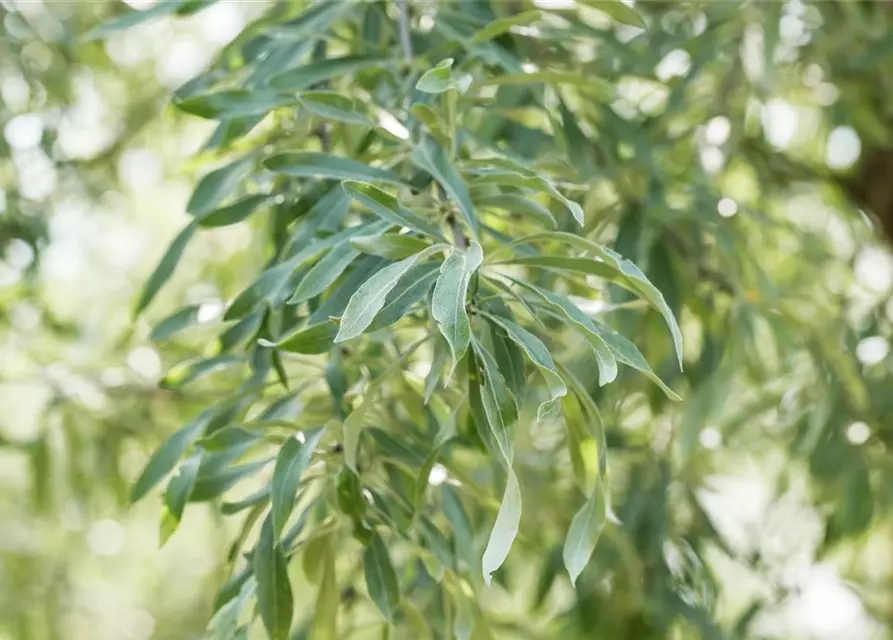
[562,482,607,587]
[342,180,445,240]
[482,466,521,586]
[411,137,479,240]
[363,533,401,620]
[432,242,484,373]
[271,429,324,541]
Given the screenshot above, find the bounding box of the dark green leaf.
[131,410,210,503]
[342,180,445,240]
[264,153,403,185]
[268,56,387,91]
[254,515,293,640]
[199,194,268,227]
[276,322,338,354]
[297,91,369,124]
[187,156,253,217]
[150,304,202,341]
[350,233,430,259]
[135,221,197,314]
[411,137,479,241]
[271,429,324,541]
[160,450,201,544]
[363,533,401,621]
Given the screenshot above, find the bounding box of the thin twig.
[396,0,413,63]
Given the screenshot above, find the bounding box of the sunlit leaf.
[432,242,484,373]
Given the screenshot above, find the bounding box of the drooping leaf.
[479,312,566,421]
[368,262,442,330]
[335,245,444,343]
[264,152,403,185]
[269,55,387,91]
[472,338,518,463]
[161,355,242,388]
[160,450,201,544]
[131,409,211,503]
[297,91,370,124]
[562,482,607,586]
[309,535,338,640]
[254,515,293,640]
[350,233,430,260]
[482,466,522,586]
[187,155,253,217]
[432,242,484,373]
[363,533,401,620]
[271,429,324,541]
[472,171,583,226]
[135,221,197,314]
[411,137,479,240]
[342,180,445,240]
[176,90,297,120]
[475,193,557,228]
[83,0,188,40]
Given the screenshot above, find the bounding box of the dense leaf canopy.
[3,1,893,639]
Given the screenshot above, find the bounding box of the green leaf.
[410,104,451,149]
[342,180,445,240]
[206,576,255,640]
[473,171,582,225]
[150,304,202,341]
[83,0,186,40]
[416,58,471,94]
[488,232,683,369]
[161,355,241,389]
[269,55,387,91]
[197,426,259,453]
[350,234,429,260]
[264,153,403,185]
[473,72,613,101]
[199,194,268,227]
[510,280,618,386]
[267,1,346,40]
[363,533,401,621]
[290,242,361,304]
[190,458,270,502]
[187,156,253,217]
[176,90,297,120]
[441,485,476,573]
[254,514,293,640]
[475,193,557,228]
[424,338,449,403]
[135,221,197,314]
[335,245,444,343]
[160,450,201,544]
[482,466,521,586]
[276,322,338,355]
[579,0,646,28]
[411,137,479,241]
[271,429,324,542]
[479,312,566,421]
[472,338,518,464]
[310,256,386,325]
[562,483,607,586]
[297,91,369,124]
[432,242,483,372]
[131,410,211,503]
[468,10,542,43]
[368,262,441,331]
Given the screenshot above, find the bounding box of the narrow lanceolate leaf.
[199,194,268,227]
[475,194,557,228]
[176,90,297,120]
[482,466,522,586]
[342,181,445,240]
[473,72,613,101]
[268,55,387,91]
[264,152,403,185]
[187,155,253,217]
[411,136,479,240]
[488,232,683,369]
[563,483,607,586]
[150,304,202,341]
[578,0,646,28]
[276,322,338,354]
[468,9,542,43]
[271,429,324,542]
[510,280,618,386]
[297,92,369,125]
[480,312,566,421]
[473,171,583,226]
[131,409,211,503]
[350,234,429,260]
[289,242,361,304]
[364,533,401,620]
[254,515,293,640]
[472,338,518,464]
[160,450,201,544]
[368,262,441,330]
[336,246,444,343]
[136,221,197,314]
[432,242,484,372]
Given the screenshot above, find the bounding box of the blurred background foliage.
[2,1,893,639]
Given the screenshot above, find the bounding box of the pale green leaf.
[254,515,293,640]
[563,483,607,586]
[579,0,646,28]
[482,466,521,585]
[472,171,582,225]
[271,429,324,542]
[150,304,202,342]
[265,153,403,185]
[473,72,613,101]
[364,533,401,621]
[199,194,268,228]
[309,536,338,640]
[160,450,201,544]
[297,91,369,124]
[350,234,430,260]
[187,155,253,217]
[269,55,387,91]
[276,322,338,354]
[432,242,484,373]
[290,242,361,304]
[469,10,542,43]
[342,180,445,240]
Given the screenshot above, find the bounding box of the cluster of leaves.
[77,0,893,638]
